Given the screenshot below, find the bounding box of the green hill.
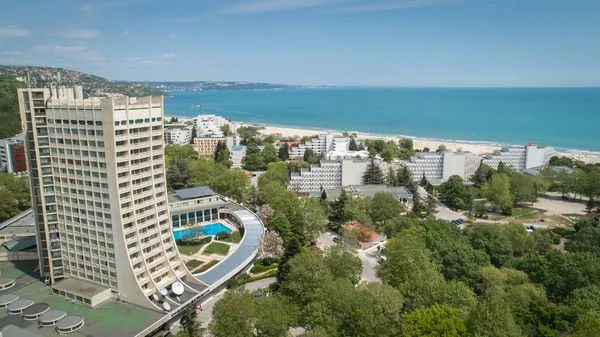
[0,65,168,138]
[0,65,166,98]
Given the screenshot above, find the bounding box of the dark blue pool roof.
[174,186,216,200]
[195,209,264,285]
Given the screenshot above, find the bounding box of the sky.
[0,0,599,87]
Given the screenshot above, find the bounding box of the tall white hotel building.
[18,87,203,309]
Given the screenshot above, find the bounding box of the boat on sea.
[191,104,202,109]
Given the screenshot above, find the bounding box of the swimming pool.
[172,223,232,240]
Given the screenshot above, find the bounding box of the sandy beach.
[239,123,600,164]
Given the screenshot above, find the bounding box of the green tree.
[363,159,384,184]
[402,304,469,337]
[214,141,232,168]
[425,193,438,215]
[381,215,419,239]
[212,169,250,202]
[264,134,277,144]
[549,156,574,168]
[262,143,279,164]
[178,306,204,337]
[439,175,472,210]
[343,197,372,227]
[437,144,447,152]
[396,166,413,187]
[385,167,397,186]
[497,161,512,174]
[220,124,230,136]
[369,192,404,226]
[349,138,358,151]
[209,288,255,337]
[481,173,513,215]
[165,144,198,165]
[467,289,524,337]
[0,77,25,139]
[300,197,327,241]
[565,227,600,257]
[399,138,414,151]
[280,248,333,307]
[243,152,265,171]
[510,173,536,206]
[278,144,289,161]
[331,189,352,223]
[303,148,319,164]
[237,126,258,144]
[472,163,495,188]
[167,156,193,190]
[0,189,20,222]
[466,224,513,267]
[323,245,362,285]
[419,174,428,187]
[570,312,600,337]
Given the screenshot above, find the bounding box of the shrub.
[552,227,576,238]
[215,231,232,241]
[251,263,278,274]
[227,273,252,289]
[176,236,211,246]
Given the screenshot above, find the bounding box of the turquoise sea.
[164,88,600,153]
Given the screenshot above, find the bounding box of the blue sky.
[0,0,599,86]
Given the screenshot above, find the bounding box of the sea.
[163,88,600,153]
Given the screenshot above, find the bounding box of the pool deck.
[194,209,264,285]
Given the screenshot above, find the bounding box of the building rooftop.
[326,185,413,201]
[195,209,264,285]
[173,186,216,201]
[0,209,36,238]
[52,278,110,299]
[0,261,164,337]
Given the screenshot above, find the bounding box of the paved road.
[417,186,464,221]
[244,277,277,291]
[357,244,385,282]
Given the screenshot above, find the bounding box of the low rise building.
[164,125,193,145]
[0,134,26,173]
[403,151,480,183]
[289,133,350,159]
[482,143,555,171]
[168,186,225,229]
[193,114,234,137]
[288,158,372,193]
[193,134,239,156]
[325,184,413,205]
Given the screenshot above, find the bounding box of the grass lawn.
[185,259,204,270]
[177,243,205,255]
[221,231,242,243]
[197,260,220,273]
[203,242,230,255]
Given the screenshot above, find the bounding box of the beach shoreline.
[236,122,600,164]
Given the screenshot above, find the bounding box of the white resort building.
[18,87,205,310]
[289,133,350,159]
[193,114,233,137]
[403,151,480,183]
[288,158,371,193]
[164,125,193,145]
[481,143,556,171]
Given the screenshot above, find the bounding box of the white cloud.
[126,57,141,61]
[330,0,465,13]
[221,0,349,14]
[59,29,101,39]
[123,30,130,36]
[80,3,93,11]
[0,27,31,37]
[35,44,105,61]
[162,53,177,59]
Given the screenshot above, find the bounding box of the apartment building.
[18,87,203,310]
[403,151,480,183]
[193,114,234,137]
[164,126,193,145]
[288,158,370,193]
[193,134,239,156]
[0,134,26,173]
[482,143,556,171]
[289,134,350,159]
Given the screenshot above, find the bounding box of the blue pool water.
[173,223,232,240]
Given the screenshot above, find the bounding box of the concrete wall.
[341,159,369,186]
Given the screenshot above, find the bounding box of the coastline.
[237,122,600,164]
